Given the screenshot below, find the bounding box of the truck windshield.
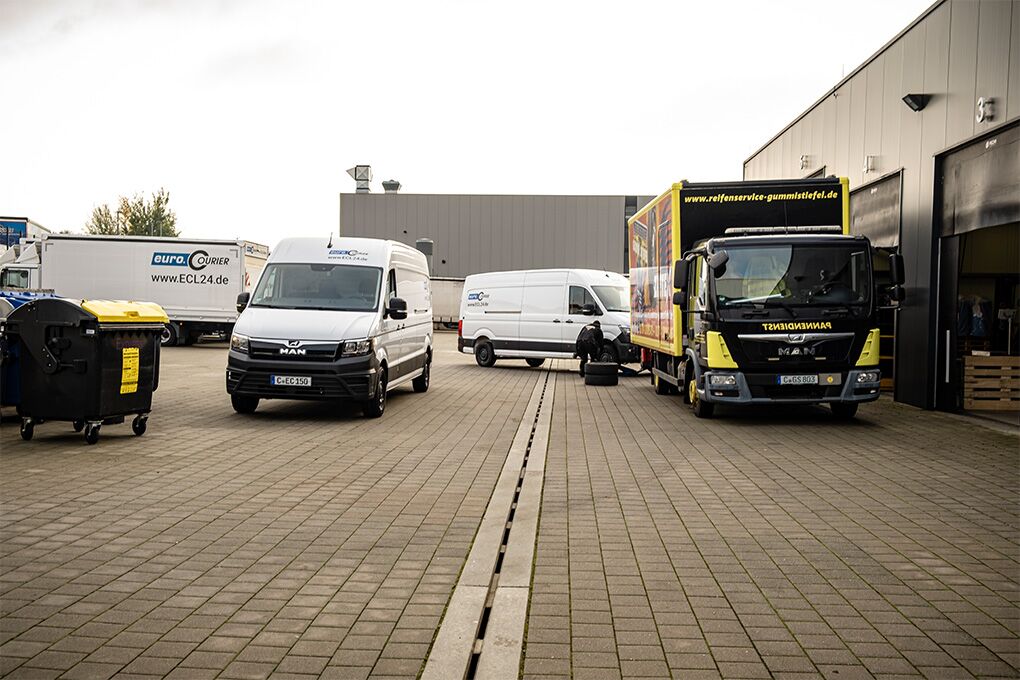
[713,244,870,309]
[250,264,382,312]
[592,285,629,313]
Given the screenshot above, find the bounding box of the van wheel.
[525,358,545,368]
[475,341,497,367]
[161,323,180,347]
[688,377,714,418]
[597,346,618,364]
[413,355,431,393]
[231,394,259,414]
[364,369,387,418]
[831,402,858,420]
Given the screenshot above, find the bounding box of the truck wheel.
[413,354,431,393]
[688,377,714,418]
[830,402,858,420]
[231,394,259,414]
[475,341,497,368]
[161,323,180,347]
[364,369,387,418]
[653,373,672,395]
[525,358,545,368]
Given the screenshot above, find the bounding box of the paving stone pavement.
[1,334,1018,680]
[1,335,540,679]
[523,360,1019,680]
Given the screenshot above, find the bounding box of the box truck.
[0,235,269,346]
[629,177,904,419]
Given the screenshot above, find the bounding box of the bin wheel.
[84,424,100,445]
[72,420,85,433]
[20,420,33,441]
[132,416,147,436]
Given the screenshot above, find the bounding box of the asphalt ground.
[1,333,1017,679]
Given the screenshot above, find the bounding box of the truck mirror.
[386,297,408,320]
[673,259,689,290]
[889,253,905,286]
[890,285,905,303]
[581,303,597,316]
[708,250,729,274]
[673,291,687,310]
[236,292,250,313]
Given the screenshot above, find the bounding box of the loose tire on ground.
[525,358,545,368]
[585,362,618,377]
[584,372,618,387]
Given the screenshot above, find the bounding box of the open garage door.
[936,122,1020,418]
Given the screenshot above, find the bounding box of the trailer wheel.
[525,358,545,368]
[160,323,180,347]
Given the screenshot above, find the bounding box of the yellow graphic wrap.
[706,331,738,369]
[855,328,880,367]
[120,347,139,394]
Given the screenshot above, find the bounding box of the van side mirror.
[236,292,250,313]
[386,297,408,320]
[581,303,597,316]
[673,291,687,310]
[673,259,689,290]
[889,253,905,286]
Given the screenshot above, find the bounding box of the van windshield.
[592,286,629,313]
[250,264,382,312]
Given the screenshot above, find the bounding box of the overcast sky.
[2,0,934,248]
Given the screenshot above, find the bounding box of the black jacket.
[575,324,604,354]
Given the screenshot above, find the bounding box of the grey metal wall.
[339,193,635,278]
[743,0,1020,410]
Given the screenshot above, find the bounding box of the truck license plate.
[777,374,818,385]
[271,375,311,387]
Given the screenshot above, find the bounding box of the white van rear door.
[519,271,569,355]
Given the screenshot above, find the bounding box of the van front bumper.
[698,369,881,405]
[226,350,381,401]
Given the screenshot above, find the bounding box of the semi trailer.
[629,177,904,419]
[0,234,269,346]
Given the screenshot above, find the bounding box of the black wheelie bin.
[4,298,168,445]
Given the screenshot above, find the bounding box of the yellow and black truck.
[628,177,904,419]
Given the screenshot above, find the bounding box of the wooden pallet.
[963,355,1020,411]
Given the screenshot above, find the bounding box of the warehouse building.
[745,0,1018,414]
[340,190,651,279]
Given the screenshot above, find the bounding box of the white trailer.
[0,235,269,346]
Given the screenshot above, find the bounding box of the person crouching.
[575,320,603,377]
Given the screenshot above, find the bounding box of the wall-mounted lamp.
[902,93,930,112]
[799,154,810,170]
[863,155,876,174]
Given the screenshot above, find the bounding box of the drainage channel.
[421,369,554,680]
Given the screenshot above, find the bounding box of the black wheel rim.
[479,347,489,362]
[423,362,430,386]
[378,375,387,409]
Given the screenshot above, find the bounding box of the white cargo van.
[227,237,432,418]
[458,269,636,367]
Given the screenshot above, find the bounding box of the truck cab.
[672,229,905,418]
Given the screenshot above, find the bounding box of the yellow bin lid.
[81,299,170,324]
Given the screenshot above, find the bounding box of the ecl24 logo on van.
[151,250,230,271]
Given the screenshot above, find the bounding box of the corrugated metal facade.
[339,194,653,279]
[744,0,1019,410]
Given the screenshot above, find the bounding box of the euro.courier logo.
[151,250,228,271]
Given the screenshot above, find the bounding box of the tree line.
[85,188,180,237]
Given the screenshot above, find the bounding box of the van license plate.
[272,375,311,386]
[777,374,818,385]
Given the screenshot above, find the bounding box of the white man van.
[227,237,432,418]
[458,269,636,367]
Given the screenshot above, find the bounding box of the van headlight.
[341,339,373,357]
[230,333,249,353]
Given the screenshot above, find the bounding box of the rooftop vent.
[346,165,372,193]
[382,179,401,194]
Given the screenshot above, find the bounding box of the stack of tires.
[583,362,618,386]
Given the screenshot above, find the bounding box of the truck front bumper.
[226,350,381,401]
[612,332,641,364]
[697,369,881,405]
